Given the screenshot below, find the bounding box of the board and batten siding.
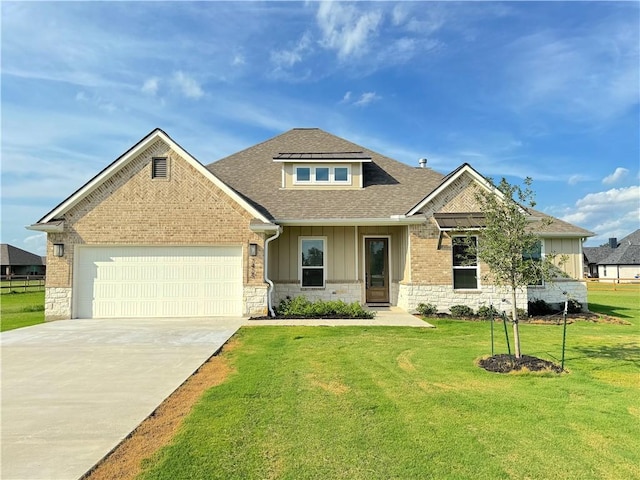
[544,237,583,279]
[268,225,409,284]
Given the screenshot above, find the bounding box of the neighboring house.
[1,244,46,277]
[28,128,593,321]
[584,230,640,281]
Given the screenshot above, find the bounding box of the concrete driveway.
[1,317,246,480]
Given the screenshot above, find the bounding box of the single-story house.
[1,244,46,278]
[28,128,593,321]
[584,230,640,281]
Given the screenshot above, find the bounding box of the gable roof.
[407,163,502,216]
[585,229,640,266]
[207,128,445,222]
[1,244,44,266]
[30,129,271,229]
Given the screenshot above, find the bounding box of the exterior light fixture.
[53,243,65,257]
[249,243,258,257]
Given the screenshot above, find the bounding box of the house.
[1,244,46,278]
[584,230,640,281]
[28,128,593,321]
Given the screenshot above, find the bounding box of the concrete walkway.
[1,317,245,480]
[1,309,428,480]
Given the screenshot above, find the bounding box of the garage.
[75,246,243,318]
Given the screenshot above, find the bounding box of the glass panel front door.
[365,238,389,303]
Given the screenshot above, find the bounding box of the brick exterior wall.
[401,170,588,314]
[45,138,267,320]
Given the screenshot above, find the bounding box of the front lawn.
[0,291,45,332]
[139,286,639,479]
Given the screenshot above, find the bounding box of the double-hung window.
[300,237,326,287]
[452,236,479,289]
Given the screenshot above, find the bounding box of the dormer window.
[274,151,371,189]
[294,165,351,185]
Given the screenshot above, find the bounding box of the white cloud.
[142,77,159,96]
[506,19,640,123]
[23,234,47,256]
[602,167,630,185]
[561,185,640,243]
[172,71,204,99]
[271,32,312,68]
[568,174,587,186]
[340,91,381,107]
[354,92,381,107]
[232,54,246,66]
[316,1,382,59]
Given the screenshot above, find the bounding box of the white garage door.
[75,246,243,318]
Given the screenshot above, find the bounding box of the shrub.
[567,299,582,314]
[528,298,553,316]
[275,296,375,319]
[477,305,499,319]
[449,305,475,317]
[416,303,438,316]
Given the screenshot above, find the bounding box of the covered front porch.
[266,223,413,309]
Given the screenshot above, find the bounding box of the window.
[316,167,329,182]
[452,236,478,289]
[295,167,310,182]
[300,237,326,287]
[152,157,168,179]
[524,241,543,286]
[293,165,351,185]
[335,167,348,182]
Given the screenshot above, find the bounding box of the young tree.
[468,177,564,359]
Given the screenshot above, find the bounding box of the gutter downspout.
[264,226,283,317]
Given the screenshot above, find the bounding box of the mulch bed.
[249,314,373,320]
[478,354,564,374]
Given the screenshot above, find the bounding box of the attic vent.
[152,157,168,179]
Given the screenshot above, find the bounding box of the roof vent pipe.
[418,158,427,168]
[609,237,617,249]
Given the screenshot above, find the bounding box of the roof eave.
[26,220,65,233]
[277,216,425,226]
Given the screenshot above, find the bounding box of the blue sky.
[2,1,639,255]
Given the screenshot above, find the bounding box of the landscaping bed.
[478,354,563,374]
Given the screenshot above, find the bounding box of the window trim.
[299,236,327,288]
[452,235,480,290]
[293,164,351,185]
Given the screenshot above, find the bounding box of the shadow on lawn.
[572,342,640,366]
[588,302,633,319]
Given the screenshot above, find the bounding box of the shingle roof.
[587,229,640,266]
[206,128,594,238]
[0,244,44,266]
[599,244,640,266]
[273,152,372,161]
[207,128,444,221]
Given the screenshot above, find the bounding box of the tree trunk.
[511,288,521,358]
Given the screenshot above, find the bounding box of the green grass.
[587,283,640,320]
[139,286,640,480]
[1,291,45,331]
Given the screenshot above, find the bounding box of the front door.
[365,238,389,303]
